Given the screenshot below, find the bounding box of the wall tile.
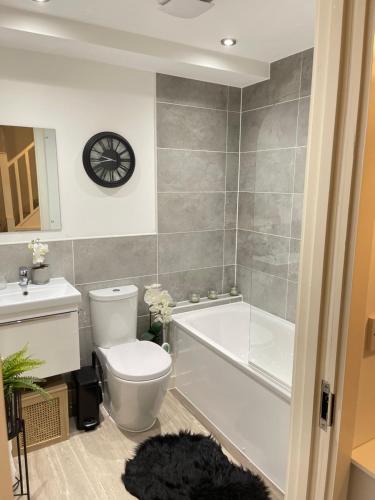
[286,281,297,322]
[242,79,270,112]
[73,235,157,284]
[239,149,294,193]
[225,192,238,229]
[252,193,292,236]
[288,239,300,282]
[236,265,252,303]
[224,229,236,265]
[158,231,223,273]
[223,265,236,292]
[242,53,302,111]
[228,87,241,112]
[227,112,241,152]
[301,49,314,98]
[238,192,254,230]
[137,315,151,340]
[250,271,287,318]
[78,326,94,367]
[291,194,304,239]
[158,193,225,233]
[237,230,289,278]
[157,103,227,151]
[268,52,302,104]
[159,266,224,301]
[297,97,311,146]
[226,153,239,192]
[294,147,307,193]
[156,74,228,110]
[241,100,299,152]
[76,274,157,328]
[0,240,74,284]
[157,149,226,193]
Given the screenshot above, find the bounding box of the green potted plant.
[2,345,48,485]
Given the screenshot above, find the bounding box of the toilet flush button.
[113,289,120,292]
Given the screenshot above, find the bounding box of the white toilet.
[89,285,172,432]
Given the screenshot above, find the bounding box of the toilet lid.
[105,341,172,382]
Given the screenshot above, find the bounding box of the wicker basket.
[12,377,69,454]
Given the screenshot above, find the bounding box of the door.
[286,0,375,498]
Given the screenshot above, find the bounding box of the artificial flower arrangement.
[143,284,174,347]
[27,239,50,284]
[28,238,49,267]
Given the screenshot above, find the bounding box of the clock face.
[83,132,135,188]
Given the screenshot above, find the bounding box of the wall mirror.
[0,125,61,233]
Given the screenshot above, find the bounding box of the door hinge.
[319,380,335,431]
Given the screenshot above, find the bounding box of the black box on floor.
[72,366,102,431]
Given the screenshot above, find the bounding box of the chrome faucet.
[18,266,31,295]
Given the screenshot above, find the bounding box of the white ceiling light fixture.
[32,0,50,3]
[158,0,215,19]
[221,38,237,47]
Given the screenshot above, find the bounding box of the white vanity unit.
[0,278,81,378]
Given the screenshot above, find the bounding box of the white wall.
[0,47,156,243]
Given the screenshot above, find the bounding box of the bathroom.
[0,1,373,499]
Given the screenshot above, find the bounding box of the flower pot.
[31,265,50,285]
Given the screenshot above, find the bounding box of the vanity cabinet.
[0,309,80,378]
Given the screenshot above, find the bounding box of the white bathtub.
[172,301,294,492]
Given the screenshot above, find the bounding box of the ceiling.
[0,0,314,62]
[0,0,315,86]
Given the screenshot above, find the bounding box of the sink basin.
[0,277,81,319]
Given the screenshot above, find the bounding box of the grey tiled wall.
[237,49,313,322]
[156,74,240,303]
[0,236,157,366]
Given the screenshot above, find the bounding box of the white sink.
[0,277,81,319]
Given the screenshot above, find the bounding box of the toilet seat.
[103,341,171,382]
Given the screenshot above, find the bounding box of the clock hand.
[100,156,117,162]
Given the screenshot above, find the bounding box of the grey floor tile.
[158,231,224,274]
[73,235,157,284]
[241,100,299,152]
[157,103,227,151]
[158,193,225,233]
[157,149,226,192]
[156,74,228,110]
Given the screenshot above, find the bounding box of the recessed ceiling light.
[32,0,50,3]
[221,38,237,47]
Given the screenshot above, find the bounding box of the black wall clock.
[83,132,136,188]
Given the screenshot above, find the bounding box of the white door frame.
[286,0,374,498]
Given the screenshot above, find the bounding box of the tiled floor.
[25,391,281,499]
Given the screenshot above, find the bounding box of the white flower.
[28,239,49,266]
[144,284,173,325]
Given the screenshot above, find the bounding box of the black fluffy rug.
[122,431,270,500]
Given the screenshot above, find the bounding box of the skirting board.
[170,388,284,500]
